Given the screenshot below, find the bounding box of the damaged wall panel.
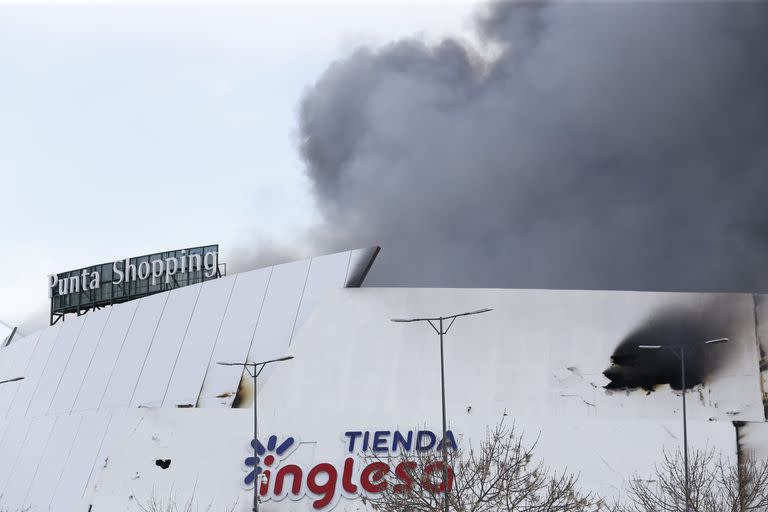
[753,294,768,417]
[265,289,767,427]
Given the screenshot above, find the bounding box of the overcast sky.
[0,1,480,329]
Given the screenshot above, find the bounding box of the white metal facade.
[0,247,378,512]
[2,250,768,511]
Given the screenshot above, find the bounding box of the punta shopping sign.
[243,429,458,510]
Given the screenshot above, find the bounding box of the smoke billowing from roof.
[243,1,768,293]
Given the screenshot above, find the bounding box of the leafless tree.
[360,419,606,512]
[621,448,768,512]
[137,492,237,512]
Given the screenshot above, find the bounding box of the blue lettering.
[373,431,390,452]
[344,431,363,453]
[416,430,436,451]
[438,430,458,451]
[392,430,413,452]
[362,431,370,452]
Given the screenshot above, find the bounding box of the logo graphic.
[240,430,456,511]
[243,435,297,487]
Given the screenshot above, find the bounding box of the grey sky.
[0,2,480,329]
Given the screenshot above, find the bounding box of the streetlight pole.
[392,308,492,512]
[638,337,728,512]
[218,355,294,512]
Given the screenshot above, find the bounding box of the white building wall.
[0,247,378,512]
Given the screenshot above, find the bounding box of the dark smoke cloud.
[603,298,742,391]
[258,1,768,292]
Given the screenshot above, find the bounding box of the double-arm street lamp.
[638,337,729,511]
[217,355,294,512]
[392,308,493,512]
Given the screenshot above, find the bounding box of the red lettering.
[422,462,454,493]
[393,461,417,493]
[260,469,271,497]
[307,463,338,510]
[342,457,358,494]
[274,464,303,496]
[360,462,389,494]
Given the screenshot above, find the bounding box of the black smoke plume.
[242,1,768,294]
[603,299,741,391]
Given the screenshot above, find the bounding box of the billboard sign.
[48,244,222,323]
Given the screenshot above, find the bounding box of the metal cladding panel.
[49,411,111,512]
[24,412,82,510]
[85,410,735,510]
[130,283,202,408]
[27,315,86,418]
[247,259,310,365]
[163,276,235,408]
[197,267,271,407]
[344,246,380,287]
[49,308,112,415]
[100,292,169,410]
[265,288,765,425]
[292,251,350,338]
[0,416,32,496]
[754,294,768,409]
[0,415,55,510]
[738,422,768,460]
[0,331,40,417]
[83,410,144,506]
[7,322,62,418]
[73,300,139,412]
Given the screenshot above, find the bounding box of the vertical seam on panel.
[238,267,275,402]
[190,474,200,506]
[160,284,204,407]
[0,416,33,498]
[0,421,9,456]
[22,415,60,506]
[7,329,52,418]
[245,267,274,363]
[194,276,238,407]
[43,318,88,415]
[95,302,140,411]
[22,323,68,418]
[69,309,113,414]
[80,413,115,502]
[46,412,85,511]
[288,259,313,347]
[0,330,41,420]
[127,292,171,408]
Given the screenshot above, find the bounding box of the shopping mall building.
[1,245,767,511]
